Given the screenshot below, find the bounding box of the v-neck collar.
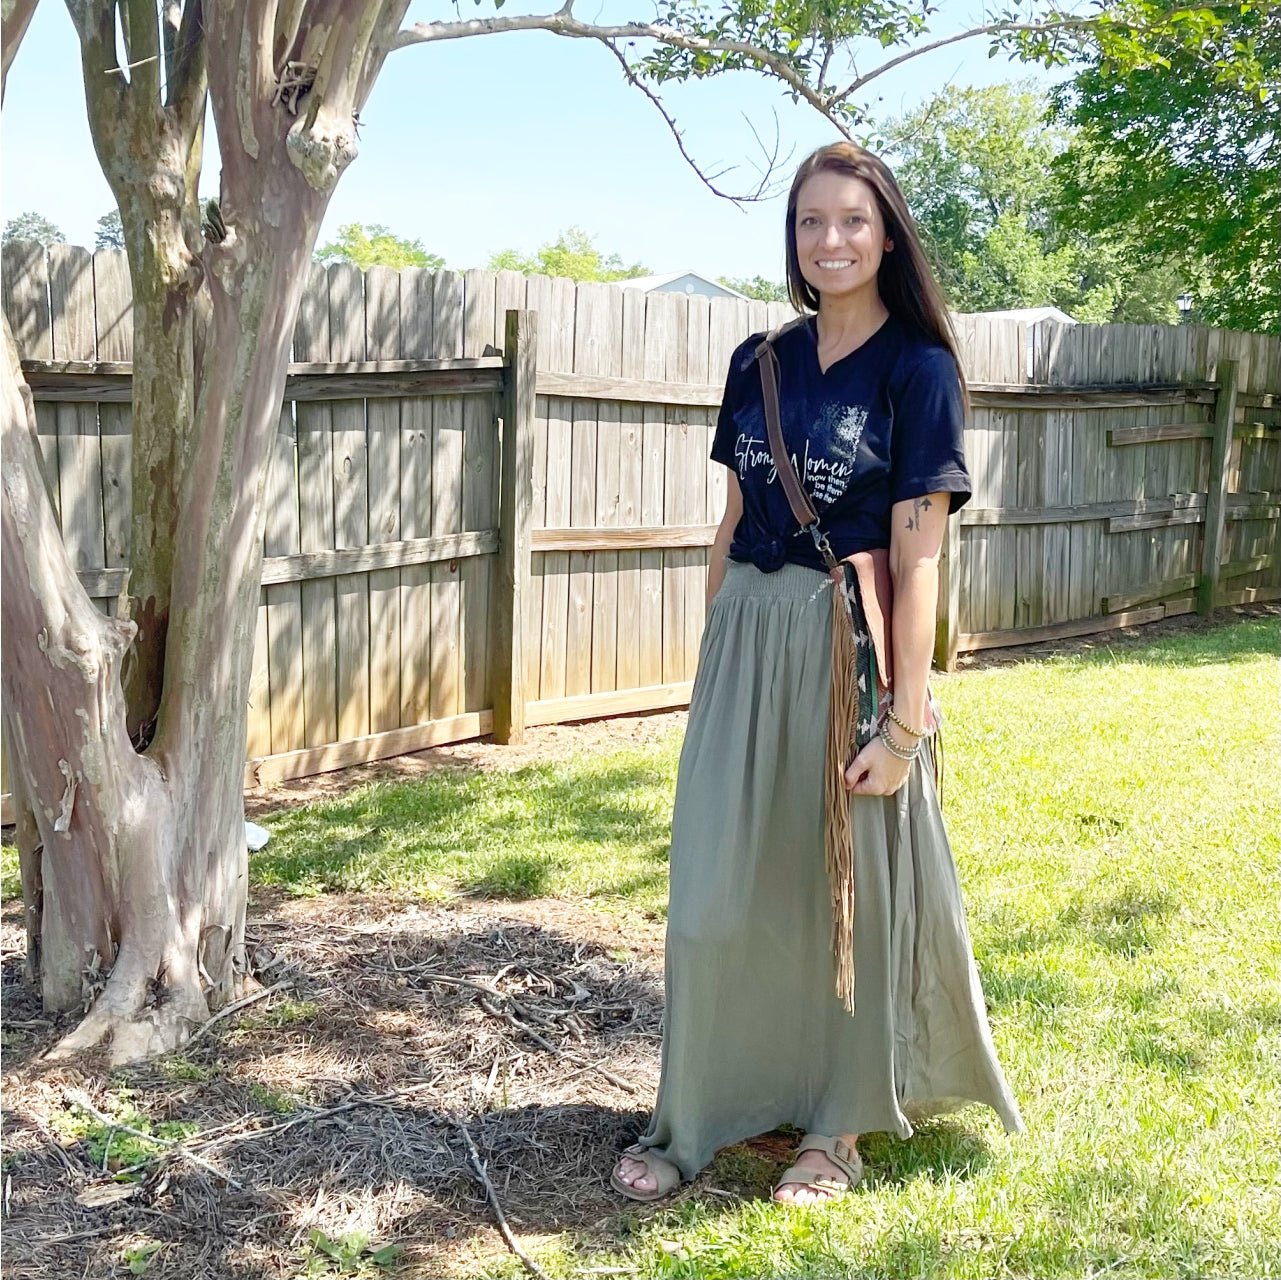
[806,311,894,376]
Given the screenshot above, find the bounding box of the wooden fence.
[2,244,1277,795]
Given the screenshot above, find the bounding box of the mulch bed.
[0,894,689,1279]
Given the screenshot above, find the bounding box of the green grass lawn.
[4,616,1277,1278]
[254,615,1279,1280]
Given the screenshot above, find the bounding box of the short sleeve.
[710,335,760,470]
[890,347,971,512]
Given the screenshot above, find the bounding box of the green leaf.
[125,1243,163,1275]
[308,1229,342,1260]
[369,1243,402,1266]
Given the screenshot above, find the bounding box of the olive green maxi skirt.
[637,561,1023,1181]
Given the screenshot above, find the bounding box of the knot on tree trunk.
[286,119,358,192]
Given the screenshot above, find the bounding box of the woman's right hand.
[844,735,912,796]
[705,472,742,606]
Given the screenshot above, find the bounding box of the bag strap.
[754,322,838,569]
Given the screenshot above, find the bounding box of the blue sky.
[1,2,1063,281]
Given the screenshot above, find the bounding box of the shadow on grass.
[861,1118,995,1186]
[251,757,676,903]
[983,883,1179,963]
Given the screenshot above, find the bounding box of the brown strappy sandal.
[773,1134,864,1201]
[610,1143,681,1202]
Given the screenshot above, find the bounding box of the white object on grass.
[245,821,271,852]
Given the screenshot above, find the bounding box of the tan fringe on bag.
[825,578,860,1014]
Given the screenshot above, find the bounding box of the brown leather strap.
[754,329,818,532]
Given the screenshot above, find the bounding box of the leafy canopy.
[720,275,789,302]
[884,81,1183,323]
[316,223,445,271]
[95,210,124,252]
[487,227,649,282]
[1050,1,1279,332]
[3,211,65,246]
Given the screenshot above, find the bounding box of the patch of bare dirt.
[951,602,1278,671]
[245,711,689,819]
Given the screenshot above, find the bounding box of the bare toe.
[615,1156,657,1193]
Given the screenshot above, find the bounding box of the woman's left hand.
[844,737,912,796]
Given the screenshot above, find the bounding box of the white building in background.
[963,305,1079,379]
[615,271,748,301]
[972,305,1079,326]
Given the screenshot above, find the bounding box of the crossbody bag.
[753,322,898,1013]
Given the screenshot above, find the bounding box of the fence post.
[1197,359,1240,616]
[934,509,961,672]
[492,308,538,743]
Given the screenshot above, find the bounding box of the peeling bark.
[2,316,151,1014]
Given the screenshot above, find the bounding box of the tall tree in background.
[317,221,444,270]
[2,210,65,245]
[94,209,125,250]
[1051,1,1279,332]
[488,227,648,282]
[720,275,788,302]
[883,82,1181,323]
[0,1,1252,1064]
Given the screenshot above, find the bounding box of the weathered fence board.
[294,263,339,749]
[398,266,436,728]
[364,265,404,737]
[428,270,466,724]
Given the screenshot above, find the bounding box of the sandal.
[773,1134,863,1200]
[610,1143,681,1202]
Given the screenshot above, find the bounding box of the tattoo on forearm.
[905,495,933,531]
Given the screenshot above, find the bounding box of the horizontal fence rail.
[2,244,1278,814]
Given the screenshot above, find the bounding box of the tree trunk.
[2,317,175,1035]
[0,1,409,1064]
[70,1,208,741]
[2,214,320,1062]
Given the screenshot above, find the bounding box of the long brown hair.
[785,141,967,396]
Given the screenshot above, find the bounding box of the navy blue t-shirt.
[710,313,971,574]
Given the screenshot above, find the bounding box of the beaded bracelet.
[878,722,921,761]
[885,705,927,739]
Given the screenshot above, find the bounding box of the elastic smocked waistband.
[717,558,833,602]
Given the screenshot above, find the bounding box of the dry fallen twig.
[194,1076,446,1155]
[456,1115,554,1280]
[184,977,296,1047]
[479,995,638,1094]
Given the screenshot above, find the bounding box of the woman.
[611,142,1023,1206]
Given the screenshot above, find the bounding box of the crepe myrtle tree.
[0,0,1252,1064]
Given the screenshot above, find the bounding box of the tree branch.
[393,10,846,134]
[271,0,308,72]
[829,18,1098,106]
[167,0,206,138]
[599,38,780,205]
[65,1,127,126]
[1,0,40,102]
[123,0,161,104]
[354,1,411,111]
[161,0,179,85]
